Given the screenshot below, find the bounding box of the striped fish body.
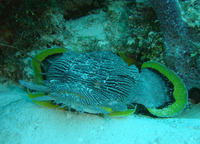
[45,51,141,113]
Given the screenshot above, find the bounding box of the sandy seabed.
[0,84,200,144]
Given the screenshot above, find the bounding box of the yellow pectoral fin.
[27,89,65,110]
[108,109,136,117]
[32,100,62,109]
[101,107,113,113]
[101,106,136,117]
[118,51,136,66]
[27,89,46,98]
[33,48,67,85]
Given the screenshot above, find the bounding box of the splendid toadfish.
[19,48,188,117]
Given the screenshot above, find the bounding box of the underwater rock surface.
[150,0,200,89]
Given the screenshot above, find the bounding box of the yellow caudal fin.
[142,61,188,117]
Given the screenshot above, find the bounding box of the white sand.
[0,84,200,144]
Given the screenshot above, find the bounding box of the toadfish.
[19,49,188,117]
